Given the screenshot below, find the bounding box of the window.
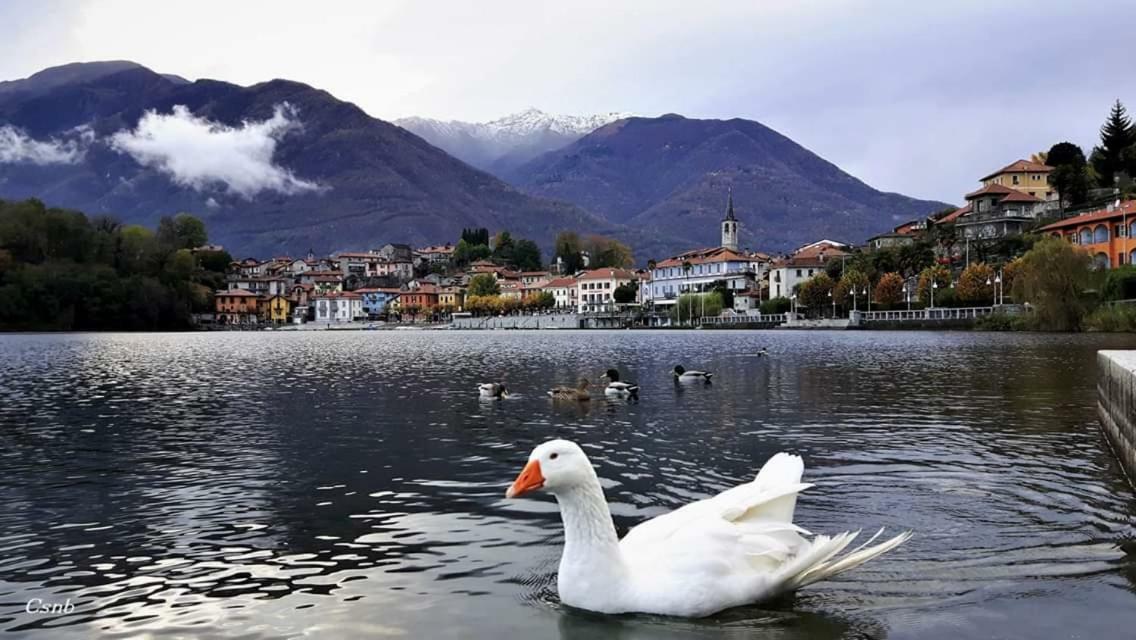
[1093,225,1109,244]
[795,269,802,277]
[1079,228,1092,245]
[1012,175,1020,185]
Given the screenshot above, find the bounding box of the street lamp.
[931,280,938,309]
[828,290,835,318]
[903,284,911,311]
[863,286,871,313]
[986,276,994,307]
[995,272,1003,306]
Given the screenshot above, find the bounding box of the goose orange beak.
[506,460,544,498]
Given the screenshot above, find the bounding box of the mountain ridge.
[0,62,674,259]
[509,114,952,252]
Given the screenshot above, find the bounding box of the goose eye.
[549,453,559,460]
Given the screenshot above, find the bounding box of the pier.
[1099,350,1136,486]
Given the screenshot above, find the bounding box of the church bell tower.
[721,189,738,251]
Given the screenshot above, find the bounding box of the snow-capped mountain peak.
[395,108,634,175]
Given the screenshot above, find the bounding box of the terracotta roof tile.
[980,159,1053,181]
[1039,200,1136,231]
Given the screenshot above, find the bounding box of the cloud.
[0,125,86,164]
[110,103,319,198]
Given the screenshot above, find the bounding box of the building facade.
[576,268,636,313]
[768,240,850,299]
[214,289,260,324]
[355,287,401,318]
[543,277,578,309]
[313,292,363,323]
[1039,200,1136,269]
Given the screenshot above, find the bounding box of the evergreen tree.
[1046,141,1090,210]
[1091,100,1135,187]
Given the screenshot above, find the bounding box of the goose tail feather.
[779,528,911,592]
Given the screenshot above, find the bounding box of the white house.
[767,240,850,299]
[313,291,364,323]
[543,276,578,309]
[576,268,636,313]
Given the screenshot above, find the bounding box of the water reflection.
[0,330,1135,639]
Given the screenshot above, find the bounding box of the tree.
[956,262,995,305]
[797,273,834,315]
[453,238,491,266]
[196,249,232,274]
[468,273,501,297]
[669,292,722,321]
[491,231,515,264]
[511,239,542,271]
[461,228,490,246]
[613,280,638,304]
[896,241,935,278]
[916,264,951,305]
[554,231,584,274]
[1046,142,1091,210]
[874,272,904,306]
[1012,237,1093,331]
[584,235,634,268]
[833,268,868,305]
[1092,100,1135,187]
[156,213,207,251]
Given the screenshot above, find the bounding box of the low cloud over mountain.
[108,103,320,198]
[0,125,87,165]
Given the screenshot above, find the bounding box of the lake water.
[1,330,1135,639]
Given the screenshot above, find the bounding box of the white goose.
[505,439,910,618]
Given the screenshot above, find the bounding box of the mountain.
[0,63,666,258]
[396,108,631,176]
[509,114,952,253]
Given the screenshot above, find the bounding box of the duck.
[673,365,713,383]
[600,369,639,400]
[756,347,769,357]
[505,439,911,618]
[478,382,509,400]
[548,378,591,401]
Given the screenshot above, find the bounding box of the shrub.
[760,297,791,314]
[1083,304,1136,332]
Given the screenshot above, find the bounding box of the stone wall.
[1098,350,1136,486]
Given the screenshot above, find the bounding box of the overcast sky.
[2,0,1133,203]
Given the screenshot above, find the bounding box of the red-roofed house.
[576,268,637,313]
[950,159,1057,241]
[542,276,578,309]
[980,159,1055,202]
[768,241,851,299]
[1039,199,1136,269]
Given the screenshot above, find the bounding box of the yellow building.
[438,286,466,310]
[260,295,293,325]
[980,159,1055,202]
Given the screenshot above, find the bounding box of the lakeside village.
[203,103,1136,331]
[205,157,1136,332]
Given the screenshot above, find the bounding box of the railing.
[855,306,997,322]
[699,313,788,325]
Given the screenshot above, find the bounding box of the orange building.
[399,283,440,310]
[1039,200,1136,269]
[214,289,260,324]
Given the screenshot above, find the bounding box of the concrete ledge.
[1098,350,1136,487]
